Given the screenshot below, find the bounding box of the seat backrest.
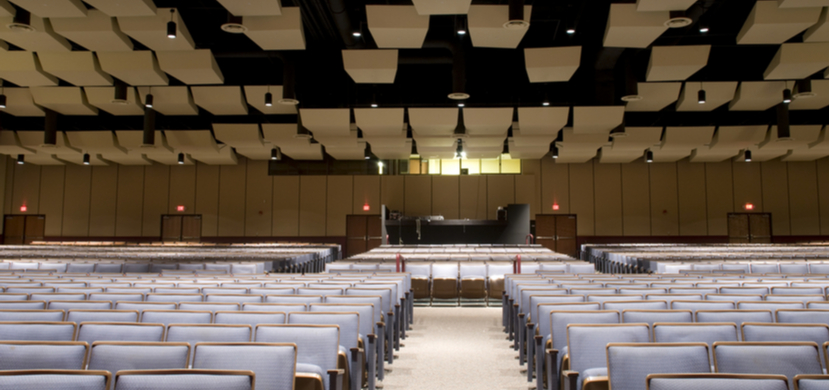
[671,300,735,311]
[140,310,212,327]
[310,304,373,341]
[255,325,339,390]
[49,301,112,311]
[603,300,667,312]
[346,288,392,313]
[720,287,769,295]
[114,369,254,390]
[695,309,774,325]
[0,309,64,322]
[89,342,190,390]
[193,343,297,390]
[296,288,344,297]
[214,311,286,330]
[622,310,693,329]
[165,324,252,364]
[586,294,643,304]
[460,263,487,279]
[765,295,825,306]
[775,309,829,325]
[179,302,241,313]
[115,301,177,312]
[265,295,323,306]
[550,310,619,354]
[324,295,383,325]
[738,301,804,310]
[243,303,306,313]
[646,374,790,390]
[807,301,829,310]
[566,324,650,375]
[0,341,88,370]
[706,294,764,303]
[714,342,824,389]
[406,263,431,278]
[88,294,145,308]
[794,374,829,390]
[288,312,360,351]
[67,310,139,324]
[607,343,711,390]
[645,294,703,304]
[523,291,576,317]
[0,370,111,390]
[653,323,738,364]
[77,323,165,345]
[145,294,203,303]
[0,321,76,341]
[432,263,459,279]
[741,323,830,367]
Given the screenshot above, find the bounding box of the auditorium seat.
[66,310,139,323]
[244,302,307,313]
[561,324,650,390]
[0,321,76,341]
[140,310,212,327]
[646,374,789,390]
[431,263,459,303]
[606,343,711,390]
[289,312,362,390]
[0,369,111,390]
[741,323,830,368]
[0,341,87,370]
[193,343,297,390]
[714,342,824,389]
[256,324,342,390]
[114,369,254,390]
[794,374,829,390]
[165,324,252,365]
[776,309,829,325]
[653,323,738,369]
[0,309,65,321]
[88,342,190,390]
[49,301,113,311]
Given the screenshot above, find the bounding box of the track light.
[167,9,177,39]
[550,144,559,159]
[177,153,185,164]
[270,147,281,161]
[645,150,654,163]
[782,88,792,104]
[144,93,153,108]
[744,150,752,162]
[83,153,90,165]
[16,154,24,165]
[265,89,273,107]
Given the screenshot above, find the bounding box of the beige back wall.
[1,156,827,238]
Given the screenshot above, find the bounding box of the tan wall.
[1,155,826,238]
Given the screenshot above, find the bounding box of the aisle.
[381,307,530,390]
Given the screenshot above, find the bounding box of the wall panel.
[115,165,144,236]
[649,163,679,236]
[353,176,380,215]
[244,160,272,237]
[272,176,300,236]
[12,162,41,215]
[621,162,650,235]
[540,158,569,214]
[88,165,118,236]
[515,174,537,219]
[168,164,196,214]
[380,176,404,213]
[676,159,707,235]
[326,176,352,236]
[459,176,487,220]
[404,175,431,216]
[818,158,829,235]
[217,162,247,237]
[593,162,622,236]
[62,164,92,236]
[569,163,594,236]
[431,176,459,219]
[787,161,820,235]
[141,164,169,237]
[194,164,220,237]
[705,161,733,236]
[39,166,65,236]
[760,160,791,236]
[732,162,763,212]
[299,176,326,236]
[487,175,515,220]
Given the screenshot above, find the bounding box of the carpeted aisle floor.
[380,307,531,390]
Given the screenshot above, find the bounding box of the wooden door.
[554,215,578,258]
[161,215,183,242]
[181,215,202,242]
[3,215,25,245]
[23,215,45,244]
[727,213,751,243]
[366,216,383,252]
[535,215,558,252]
[749,214,772,243]
[346,215,369,258]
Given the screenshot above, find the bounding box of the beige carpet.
[380,307,531,390]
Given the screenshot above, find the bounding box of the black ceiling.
[0,0,826,133]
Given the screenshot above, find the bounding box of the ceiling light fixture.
[456,15,467,35]
[566,23,576,34]
[220,14,247,34]
[504,0,530,29]
[364,143,373,160]
[7,9,35,33]
[697,82,706,104]
[455,139,465,159]
[177,152,185,164]
[609,123,627,138]
[112,79,128,104]
[265,86,273,107]
[370,103,378,108]
[665,10,692,28]
[550,144,558,159]
[16,154,24,165]
[744,150,752,162]
[782,83,792,104]
[793,79,815,99]
[542,100,550,106]
[645,150,654,163]
[352,31,361,37]
[699,25,709,33]
[144,92,153,108]
[83,153,90,165]
[0,85,6,109]
[457,103,464,107]
[167,9,177,39]
[271,147,281,161]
